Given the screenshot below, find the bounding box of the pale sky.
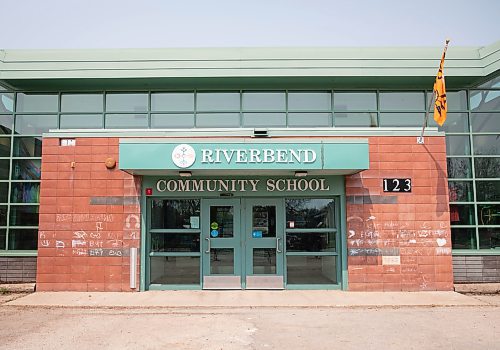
[1,0,499,49]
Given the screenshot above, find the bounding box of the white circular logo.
[171,144,196,168]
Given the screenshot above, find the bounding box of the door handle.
[205,237,211,254]
[276,237,282,253]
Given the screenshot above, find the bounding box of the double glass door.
[202,198,284,289]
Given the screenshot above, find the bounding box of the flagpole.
[417,39,450,145]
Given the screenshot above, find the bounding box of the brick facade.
[37,137,141,292]
[346,136,453,291]
[36,135,453,292]
[0,257,37,283]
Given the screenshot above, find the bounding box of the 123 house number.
[383,178,411,192]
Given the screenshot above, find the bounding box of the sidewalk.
[5,290,496,308]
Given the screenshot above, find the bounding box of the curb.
[454,283,500,294]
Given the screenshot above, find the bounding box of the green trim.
[0,251,37,256]
[452,250,500,256]
[148,284,202,291]
[286,284,342,290]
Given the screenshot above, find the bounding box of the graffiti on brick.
[56,213,114,223]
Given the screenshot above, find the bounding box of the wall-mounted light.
[294,171,308,177]
[179,171,192,177]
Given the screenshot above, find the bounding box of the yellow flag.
[433,41,449,126]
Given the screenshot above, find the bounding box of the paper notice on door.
[190,216,200,229]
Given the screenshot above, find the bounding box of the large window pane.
[476,181,500,202]
[0,183,8,203]
[450,204,475,225]
[473,135,500,155]
[10,182,40,203]
[448,181,474,202]
[287,255,336,284]
[470,90,500,112]
[211,248,234,274]
[13,137,42,157]
[333,92,376,111]
[0,229,5,250]
[288,113,331,127]
[0,93,14,113]
[151,114,195,128]
[427,91,468,111]
[253,248,276,274]
[478,76,500,88]
[447,157,472,178]
[478,204,500,226]
[150,256,200,284]
[334,112,377,127]
[15,115,58,134]
[252,205,276,238]
[0,206,7,226]
[196,113,240,128]
[105,114,148,129]
[445,135,470,155]
[9,206,39,226]
[242,113,286,127]
[60,114,103,129]
[478,228,500,249]
[471,113,500,133]
[11,159,41,180]
[61,94,103,112]
[288,92,331,111]
[8,229,38,250]
[379,113,424,127]
[428,113,469,133]
[286,199,335,229]
[196,92,240,111]
[242,92,285,111]
[0,115,13,134]
[151,199,200,230]
[379,92,425,111]
[151,92,194,112]
[474,158,500,178]
[0,137,10,157]
[0,160,9,180]
[451,228,477,249]
[106,93,148,112]
[151,232,200,252]
[210,206,234,238]
[286,231,336,252]
[16,94,58,113]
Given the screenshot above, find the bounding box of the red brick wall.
[37,137,141,292]
[346,136,453,291]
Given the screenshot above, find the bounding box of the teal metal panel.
[119,141,369,172]
[322,142,369,170]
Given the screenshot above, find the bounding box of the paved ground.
[0,304,499,350]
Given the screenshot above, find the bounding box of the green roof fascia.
[1,42,499,90]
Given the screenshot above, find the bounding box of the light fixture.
[294,171,308,177]
[179,171,192,177]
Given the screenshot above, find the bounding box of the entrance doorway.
[202,198,284,289]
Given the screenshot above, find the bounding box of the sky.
[1,0,499,49]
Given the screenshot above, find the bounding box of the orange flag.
[433,40,450,126]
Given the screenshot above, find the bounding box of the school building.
[0,42,499,291]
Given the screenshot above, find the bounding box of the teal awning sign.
[119,140,369,174]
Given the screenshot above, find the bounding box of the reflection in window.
[288,113,331,127]
[428,113,469,132]
[197,92,240,111]
[242,113,286,127]
[0,115,13,134]
[474,158,500,178]
[479,228,500,249]
[286,199,335,229]
[242,92,286,111]
[13,137,42,157]
[450,204,475,225]
[379,92,425,111]
[451,228,476,249]
[0,138,10,157]
[0,183,8,203]
[16,94,58,113]
[286,231,336,252]
[0,206,6,226]
[470,90,500,112]
[210,206,234,238]
[11,160,41,180]
[210,248,234,274]
[0,229,5,250]
[150,256,200,284]
[151,93,194,112]
[0,160,10,180]
[471,113,500,133]
[10,183,40,203]
[252,205,276,238]
[151,199,200,230]
[473,135,500,155]
[8,229,38,250]
[447,158,472,178]
[334,112,377,127]
[478,204,500,226]
[15,115,58,134]
[105,114,148,129]
[445,135,470,156]
[448,181,474,202]
[0,93,14,113]
[61,94,103,112]
[288,92,331,111]
[287,255,336,284]
[60,114,103,129]
[151,114,195,128]
[333,92,376,111]
[196,113,240,128]
[105,93,148,112]
[9,206,39,226]
[379,113,424,127]
[150,232,199,252]
[475,181,500,202]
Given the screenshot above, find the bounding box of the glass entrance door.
[201,198,284,289]
[202,198,242,289]
[244,198,284,289]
